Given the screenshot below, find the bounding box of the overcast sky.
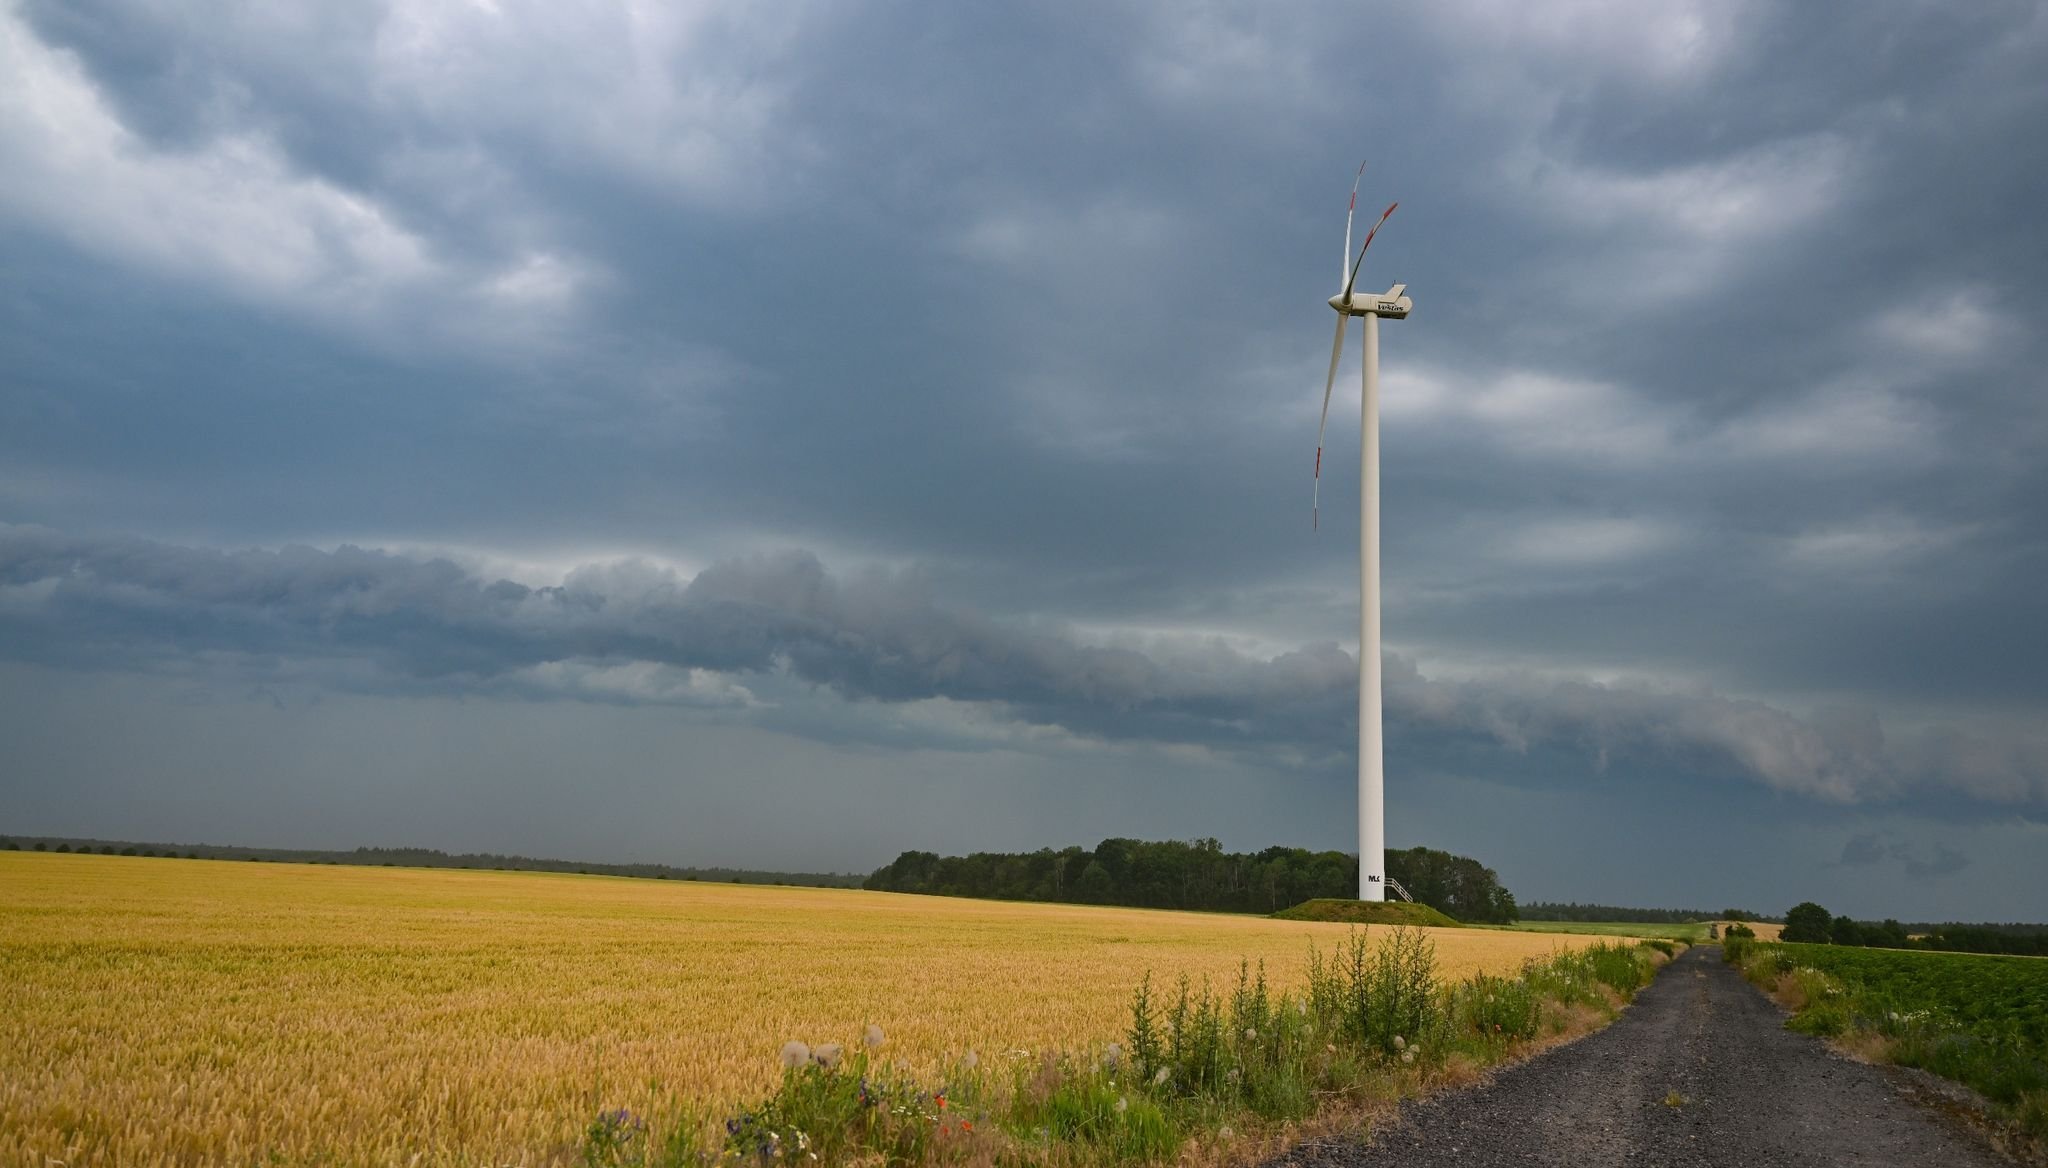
[3,1,2044,920]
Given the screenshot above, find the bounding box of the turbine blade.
[1314,312,1350,529]
[1344,202,1399,299]
[1343,160,1365,292]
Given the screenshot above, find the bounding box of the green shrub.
[1456,973,1540,1042]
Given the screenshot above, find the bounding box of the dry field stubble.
[2,852,1615,1165]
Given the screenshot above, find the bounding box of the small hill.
[1273,899,1462,928]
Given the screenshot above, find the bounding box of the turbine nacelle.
[1329,283,1410,319]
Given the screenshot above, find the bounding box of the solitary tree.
[1782,901,1833,943]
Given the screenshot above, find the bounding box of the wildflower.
[962,1121,974,1133]
[812,1043,844,1069]
[864,1024,886,1050]
[935,1093,947,1111]
[780,1041,810,1069]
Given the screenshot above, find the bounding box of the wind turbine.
[1314,163,1411,902]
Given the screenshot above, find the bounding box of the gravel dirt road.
[1270,944,2010,1167]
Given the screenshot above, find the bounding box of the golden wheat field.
[1,852,1618,1166]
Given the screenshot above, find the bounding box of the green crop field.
[1731,939,2048,1133]
[1774,942,2048,1049]
[1490,920,1711,944]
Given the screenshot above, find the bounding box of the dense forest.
[0,836,863,888]
[863,838,1520,923]
[1521,902,1776,924]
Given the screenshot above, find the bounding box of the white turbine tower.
[1313,164,1411,902]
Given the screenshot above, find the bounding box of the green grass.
[1271,899,1462,928]
[1488,920,1710,944]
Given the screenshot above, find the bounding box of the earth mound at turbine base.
[1273,898,1463,927]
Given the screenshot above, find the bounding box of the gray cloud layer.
[3,3,2046,908]
[6,525,2041,811]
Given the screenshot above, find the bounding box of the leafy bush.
[1782,901,1833,943]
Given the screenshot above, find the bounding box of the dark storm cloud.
[5,525,2043,811]
[4,1,2041,697]
[3,2,2046,906]
[1835,832,1972,881]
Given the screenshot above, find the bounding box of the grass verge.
[1724,936,2048,1154]
[582,930,1672,1166]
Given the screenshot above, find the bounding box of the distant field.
[0,853,1618,1166]
[1494,920,1705,943]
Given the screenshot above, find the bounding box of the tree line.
[0,836,863,888]
[1781,901,2048,956]
[1521,901,1775,924]
[862,838,1520,923]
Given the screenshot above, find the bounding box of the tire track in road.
[1270,945,2009,1167]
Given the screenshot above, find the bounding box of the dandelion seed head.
[1152,1066,1170,1086]
[863,1024,886,1049]
[1392,1035,1405,1051]
[961,1049,978,1069]
[780,1041,810,1069]
[812,1043,844,1069]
